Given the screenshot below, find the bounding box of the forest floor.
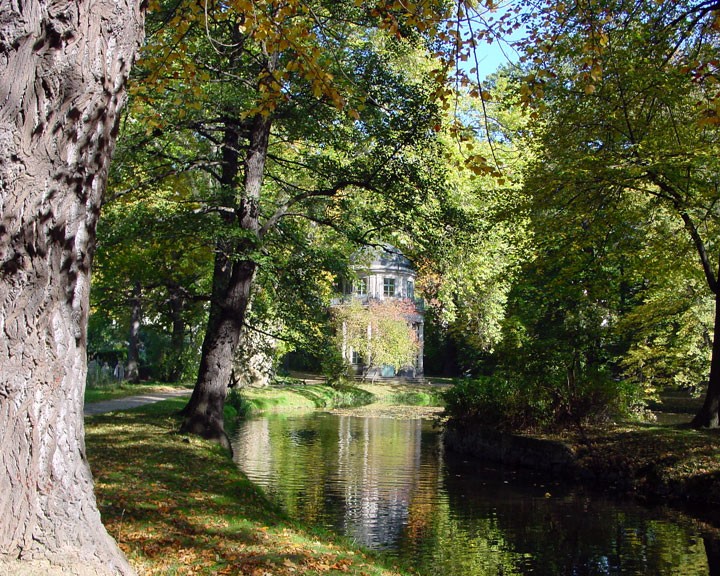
[560,392,720,521]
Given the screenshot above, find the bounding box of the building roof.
[353,244,415,274]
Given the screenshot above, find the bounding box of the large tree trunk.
[705,535,720,576]
[0,1,143,574]
[180,253,256,450]
[181,115,271,448]
[692,289,720,428]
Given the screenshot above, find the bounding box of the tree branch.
[647,170,718,292]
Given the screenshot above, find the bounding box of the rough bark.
[0,1,144,573]
[705,535,720,576]
[180,254,256,450]
[692,289,720,428]
[181,115,271,448]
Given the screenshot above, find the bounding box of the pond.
[232,413,718,575]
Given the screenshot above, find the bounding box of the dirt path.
[84,389,192,416]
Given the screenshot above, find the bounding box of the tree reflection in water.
[233,414,716,575]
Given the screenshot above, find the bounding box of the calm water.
[232,413,717,575]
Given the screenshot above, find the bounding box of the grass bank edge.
[233,383,373,415]
[86,398,408,576]
[237,381,446,416]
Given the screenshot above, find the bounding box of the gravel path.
[84,389,192,416]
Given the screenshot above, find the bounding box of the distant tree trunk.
[0,1,143,574]
[126,282,142,383]
[692,289,720,428]
[705,535,720,576]
[166,285,186,382]
[671,199,720,429]
[181,115,271,449]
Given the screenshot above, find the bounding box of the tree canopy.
[514,0,720,427]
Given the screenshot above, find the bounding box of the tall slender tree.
[124,0,452,448]
[520,0,720,427]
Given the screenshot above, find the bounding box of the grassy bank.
[444,417,720,524]
[564,391,720,515]
[83,375,447,415]
[571,422,720,510]
[441,383,720,518]
[236,382,375,414]
[237,380,446,419]
[86,399,405,576]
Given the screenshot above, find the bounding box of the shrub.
[442,372,648,433]
[442,377,523,431]
[320,348,353,387]
[226,387,251,419]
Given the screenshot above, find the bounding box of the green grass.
[355,382,442,403]
[238,381,448,417]
[239,383,375,414]
[86,400,404,576]
[84,381,192,404]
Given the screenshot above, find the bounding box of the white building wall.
[339,246,424,377]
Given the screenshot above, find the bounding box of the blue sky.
[473,40,521,80]
[461,1,527,81]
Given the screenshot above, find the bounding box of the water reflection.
[232,414,714,575]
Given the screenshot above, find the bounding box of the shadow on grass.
[574,423,720,516]
[86,402,397,576]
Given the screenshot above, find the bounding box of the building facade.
[336,245,424,377]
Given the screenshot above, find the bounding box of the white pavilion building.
[336,245,424,378]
